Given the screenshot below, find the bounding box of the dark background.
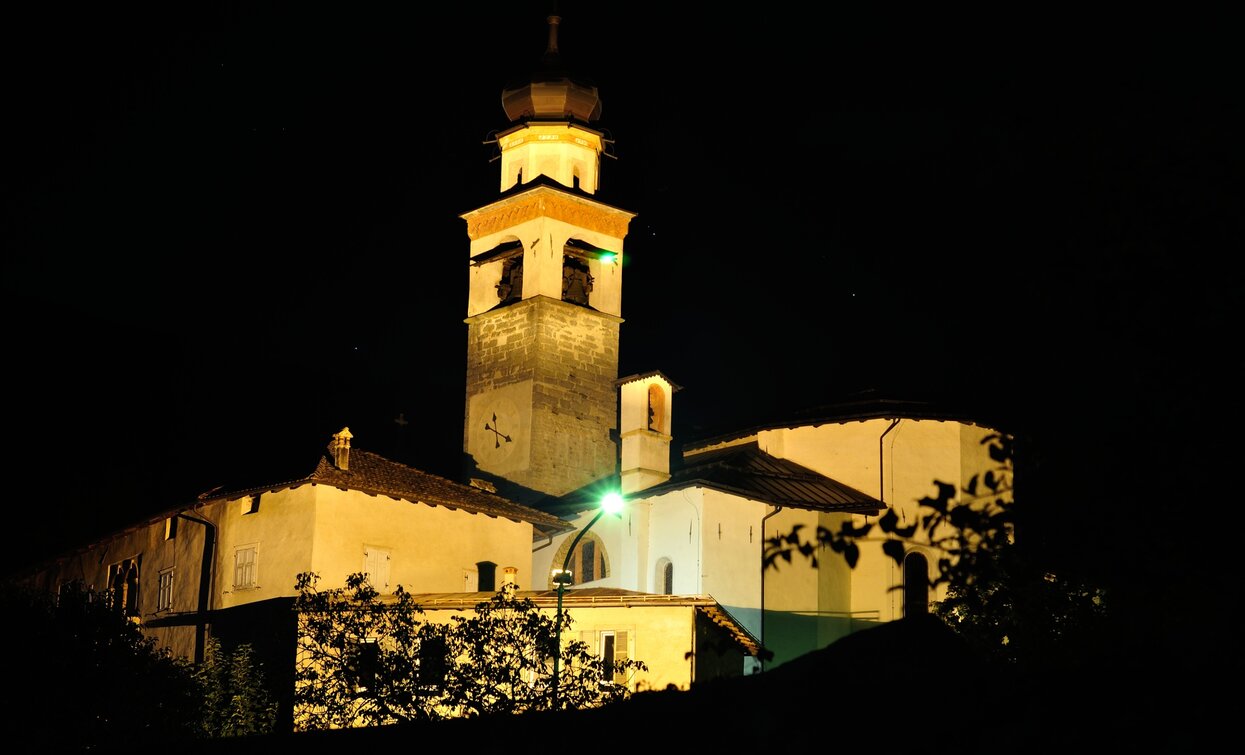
[3,0,1240,655]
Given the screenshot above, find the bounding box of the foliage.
[762,432,1108,669]
[293,572,646,729]
[436,584,645,716]
[294,572,435,728]
[195,636,279,738]
[0,579,203,752]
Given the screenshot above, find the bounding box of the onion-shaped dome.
[501,15,602,123]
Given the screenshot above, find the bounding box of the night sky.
[3,0,1240,636]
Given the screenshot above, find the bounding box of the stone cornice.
[463,186,635,240]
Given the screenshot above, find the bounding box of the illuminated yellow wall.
[307,485,535,593]
[419,602,702,692]
[200,485,538,605]
[19,482,540,668]
[759,419,1002,623]
[497,122,604,193]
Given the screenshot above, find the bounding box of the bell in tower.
[460,14,635,505]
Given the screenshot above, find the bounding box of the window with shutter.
[234,544,258,589]
[596,630,630,684]
[363,546,392,591]
[157,568,174,611]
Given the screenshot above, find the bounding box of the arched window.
[561,256,593,306]
[647,384,665,433]
[497,257,523,304]
[655,558,674,595]
[549,531,609,589]
[903,552,930,618]
[109,558,140,616]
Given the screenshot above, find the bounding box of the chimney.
[328,427,353,471]
[616,372,680,494]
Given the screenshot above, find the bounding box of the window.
[418,634,448,687]
[476,561,497,592]
[647,383,665,432]
[234,544,258,589]
[108,558,140,616]
[348,639,379,695]
[584,630,630,684]
[164,517,178,540]
[561,256,593,306]
[242,494,260,515]
[497,256,523,304]
[656,558,674,595]
[903,552,930,617]
[157,568,174,611]
[550,531,609,588]
[363,546,391,591]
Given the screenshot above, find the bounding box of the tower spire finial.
[543,15,561,64]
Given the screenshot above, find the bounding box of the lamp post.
[551,491,624,711]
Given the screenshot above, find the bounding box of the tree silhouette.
[0,580,202,752]
[292,572,645,729]
[762,431,1109,670]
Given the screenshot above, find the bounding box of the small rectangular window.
[242,495,260,515]
[349,639,379,694]
[157,568,174,611]
[234,545,258,589]
[599,630,630,684]
[476,561,497,592]
[418,634,448,686]
[164,517,178,540]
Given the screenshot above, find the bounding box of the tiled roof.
[208,446,571,536]
[551,442,881,516]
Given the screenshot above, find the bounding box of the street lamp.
[551,491,624,710]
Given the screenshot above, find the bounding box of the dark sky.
[4,2,1241,597]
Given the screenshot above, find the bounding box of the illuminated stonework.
[463,185,631,240]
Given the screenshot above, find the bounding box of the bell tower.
[462,15,635,505]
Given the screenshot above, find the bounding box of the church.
[14,12,1005,730]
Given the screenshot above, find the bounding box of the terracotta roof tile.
[210,446,570,535]
[554,442,881,516]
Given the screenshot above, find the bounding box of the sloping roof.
[643,442,881,514]
[19,435,571,574]
[685,392,1007,452]
[550,442,881,517]
[208,446,571,536]
[615,369,682,391]
[397,587,761,657]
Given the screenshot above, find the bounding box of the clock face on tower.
[481,396,520,460]
[468,381,532,472]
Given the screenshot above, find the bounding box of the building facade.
[15,10,1006,732]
